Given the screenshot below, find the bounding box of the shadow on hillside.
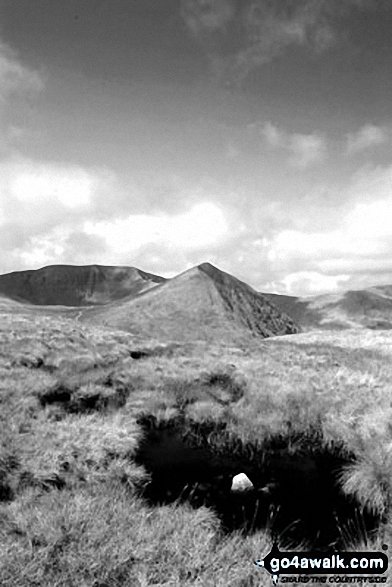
[134,415,381,550]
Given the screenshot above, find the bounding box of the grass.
[1,481,271,586]
[0,308,391,585]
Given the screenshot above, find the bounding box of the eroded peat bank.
[134,415,380,550]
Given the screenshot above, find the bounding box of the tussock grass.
[0,480,271,586]
[1,308,392,583]
[0,452,18,502]
[150,363,247,414]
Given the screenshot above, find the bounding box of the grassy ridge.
[0,309,391,585]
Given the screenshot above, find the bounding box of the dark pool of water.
[134,418,380,549]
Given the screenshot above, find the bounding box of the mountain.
[0,264,165,306]
[2,262,392,334]
[82,263,299,343]
[264,285,392,330]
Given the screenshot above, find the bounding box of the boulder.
[230,472,253,493]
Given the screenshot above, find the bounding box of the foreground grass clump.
[1,307,392,584]
[0,480,270,587]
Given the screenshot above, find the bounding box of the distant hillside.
[0,265,165,306]
[2,262,392,334]
[82,263,299,344]
[264,285,392,330]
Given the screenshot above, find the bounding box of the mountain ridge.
[1,262,392,332]
[80,262,299,343]
[264,286,392,330]
[0,264,165,306]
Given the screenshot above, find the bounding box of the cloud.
[0,156,233,272]
[0,40,44,156]
[0,157,117,260]
[17,227,109,270]
[0,158,111,226]
[0,41,44,101]
[346,124,388,154]
[263,122,283,148]
[180,0,369,85]
[84,202,230,254]
[9,162,95,208]
[279,271,350,296]
[289,133,327,168]
[262,164,392,294]
[268,196,392,268]
[17,226,71,269]
[263,122,327,167]
[180,0,235,35]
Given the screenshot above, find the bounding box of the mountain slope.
[0,265,165,306]
[264,285,392,330]
[3,262,392,333]
[83,263,299,343]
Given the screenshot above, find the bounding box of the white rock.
[231,472,254,493]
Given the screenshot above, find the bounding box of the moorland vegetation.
[0,297,391,586]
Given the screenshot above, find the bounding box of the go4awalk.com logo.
[254,543,389,586]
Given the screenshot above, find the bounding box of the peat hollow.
[134,416,380,549]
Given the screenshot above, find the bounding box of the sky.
[1,0,392,296]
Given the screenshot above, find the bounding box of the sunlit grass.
[0,479,271,587]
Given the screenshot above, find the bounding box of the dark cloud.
[0,41,44,99]
[180,0,381,86]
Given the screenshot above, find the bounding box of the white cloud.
[280,271,350,296]
[289,133,327,167]
[268,228,384,269]
[263,122,327,167]
[5,200,230,272]
[264,163,392,294]
[347,197,392,240]
[0,157,118,266]
[346,124,387,154]
[18,227,69,269]
[0,159,112,233]
[84,202,229,253]
[10,162,95,208]
[263,122,282,147]
[268,197,392,266]
[10,227,109,271]
[318,257,392,275]
[0,154,234,274]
